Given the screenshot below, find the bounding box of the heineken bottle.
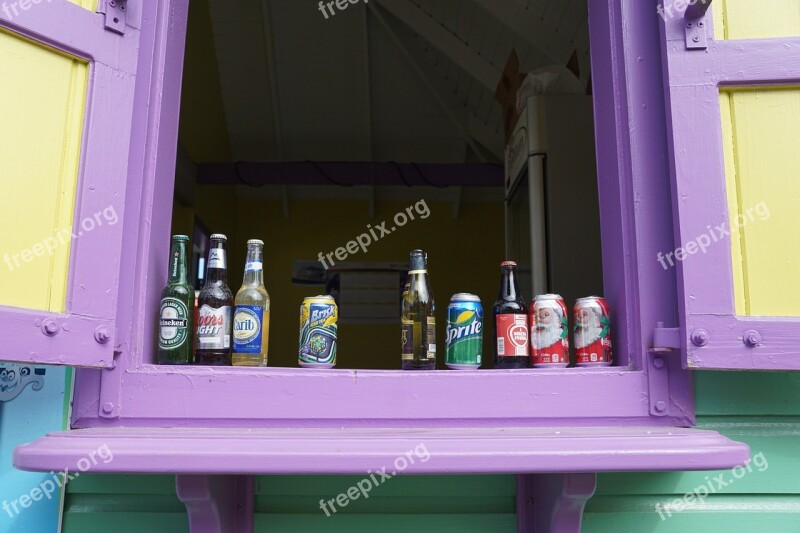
[402,249,436,370]
[158,235,194,365]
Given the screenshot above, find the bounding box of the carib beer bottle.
[232,239,271,367]
[158,235,194,364]
[196,234,234,366]
[402,249,436,370]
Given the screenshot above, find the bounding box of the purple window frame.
[65,0,697,430]
[0,1,139,369]
[660,2,800,370]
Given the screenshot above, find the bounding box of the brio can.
[530,294,570,368]
[445,294,483,369]
[299,295,338,368]
[574,296,612,366]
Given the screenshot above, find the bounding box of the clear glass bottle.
[402,249,436,370]
[232,239,270,366]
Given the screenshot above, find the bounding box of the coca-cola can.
[530,294,570,368]
[574,296,612,366]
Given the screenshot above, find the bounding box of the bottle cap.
[210,234,227,241]
[172,235,189,242]
[501,260,517,267]
[247,239,264,246]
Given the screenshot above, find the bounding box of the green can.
[445,293,483,369]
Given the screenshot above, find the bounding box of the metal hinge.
[649,322,681,417]
[97,0,127,35]
[653,322,681,352]
[684,0,713,50]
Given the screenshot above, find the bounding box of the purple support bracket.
[97,0,128,35]
[516,473,597,533]
[176,475,254,533]
[683,0,712,50]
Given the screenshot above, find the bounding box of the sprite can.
[445,294,483,369]
[299,295,338,368]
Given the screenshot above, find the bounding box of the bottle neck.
[168,241,189,285]
[499,267,521,300]
[242,245,264,286]
[205,241,228,283]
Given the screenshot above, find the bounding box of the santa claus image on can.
[530,295,569,366]
[574,297,612,366]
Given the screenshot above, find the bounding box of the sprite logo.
[446,310,482,345]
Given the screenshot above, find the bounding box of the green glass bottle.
[402,249,436,370]
[158,235,194,364]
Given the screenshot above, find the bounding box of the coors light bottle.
[196,234,233,365]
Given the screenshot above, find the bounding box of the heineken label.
[159,298,190,350]
[196,304,231,349]
[233,305,264,354]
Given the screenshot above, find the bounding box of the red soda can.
[530,294,570,367]
[574,296,612,366]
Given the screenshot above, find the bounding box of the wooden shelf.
[15,425,747,475]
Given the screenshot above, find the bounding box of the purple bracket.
[97,0,127,35]
[516,473,597,532]
[684,0,712,50]
[176,475,254,533]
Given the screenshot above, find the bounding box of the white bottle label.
[208,249,226,269]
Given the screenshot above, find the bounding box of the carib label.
[233,305,264,354]
[196,305,231,349]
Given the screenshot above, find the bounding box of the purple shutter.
[659,2,800,370]
[0,2,140,368]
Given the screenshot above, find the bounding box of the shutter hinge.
[652,323,681,352]
[97,0,127,35]
[684,0,712,50]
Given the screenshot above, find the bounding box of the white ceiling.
[201,0,590,164]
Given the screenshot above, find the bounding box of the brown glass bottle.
[195,234,233,366]
[493,261,530,369]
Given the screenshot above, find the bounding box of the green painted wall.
[62,371,800,531]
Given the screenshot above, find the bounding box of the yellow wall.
[175,187,505,369]
[0,29,88,313]
[714,0,800,40]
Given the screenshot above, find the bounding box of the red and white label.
[495,314,529,356]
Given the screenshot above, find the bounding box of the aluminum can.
[530,294,570,367]
[445,293,483,369]
[299,295,338,368]
[574,296,612,366]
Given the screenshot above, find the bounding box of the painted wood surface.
[13,425,748,475]
[713,0,800,41]
[58,371,800,532]
[660,0,800,369]
[720,86,800,317]
[0,29,87,313]
[0,1,141,368]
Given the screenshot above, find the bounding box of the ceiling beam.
[471,0,580,66]
[368,1,502,162]
[373,0,501,92]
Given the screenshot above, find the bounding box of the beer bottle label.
[495,314,529,356]
[425,316,436,359]
[197,305,231,349]
[233,305,263,354]
[208,249,227,269]
[159,297,189,350]
[401,318,414,361]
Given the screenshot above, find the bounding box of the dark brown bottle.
[195,234,233,365]
[493,261,530,369]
